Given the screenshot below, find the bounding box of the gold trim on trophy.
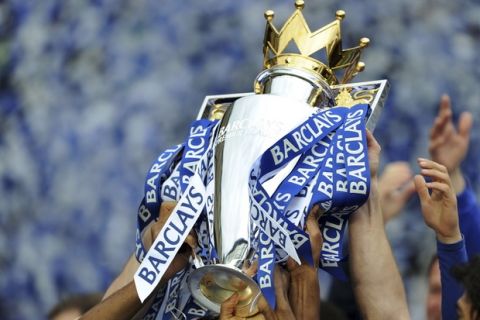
[263,0,370,85]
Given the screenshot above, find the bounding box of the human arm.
[414,158,466,320]
[427,95,479,257]
[80,281,145,320]
[457,183,480,257]
[348,131,409,319]
[81,202,193,320]
[428,94,472,195]
[286,207,322,320]
[437,240,468,320]
[103,202,180,299]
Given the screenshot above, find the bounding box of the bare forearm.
[81,281,143,320]
[104,254,139,299]
[288,266,320,320]
[450,168,465,195]
[348,182,409,319]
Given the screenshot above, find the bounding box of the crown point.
[359,37,370,47]
[295,1,305,10]
[264,10,275,21]
[336,10,346,20]
[356,61,366,72]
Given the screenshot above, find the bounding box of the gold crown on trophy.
[263,0,369,86]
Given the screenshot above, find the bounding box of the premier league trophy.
[188,0,388,315]
[134,1,389,318]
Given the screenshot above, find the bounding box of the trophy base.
[188,264,261,315]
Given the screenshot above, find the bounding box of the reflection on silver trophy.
[188,0,389,315]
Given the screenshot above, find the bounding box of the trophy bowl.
[189,264,261,314]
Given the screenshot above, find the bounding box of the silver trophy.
[188,1,389,315]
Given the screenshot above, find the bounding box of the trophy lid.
[256,0,370,91]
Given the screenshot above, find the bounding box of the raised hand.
[378,162,416,222]
[414,158,461,244]
[429,95,472,193]
[348,131,410,319]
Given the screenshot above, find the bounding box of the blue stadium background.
[0,0,479,319]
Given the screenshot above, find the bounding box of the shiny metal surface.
[189,3,387,313]
[213,93,314,267]
[189,76,316,314]
[331,79,390,131]
[188,265,261,314]
[254,66,334,108]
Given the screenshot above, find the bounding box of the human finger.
[424,181,451,195]
[419,168,451,185]
[429,95,452,139]
[242,260,258,278]
[305,207,322,266]
[185,231,198,250]
[414,174,431,204]
[417,158,448,173]
[429,114,449,140]
[159,201,177,223]
[151,201,178,238]
[141,201,177,248]
[219,292,240,319]
[366,129,381,153]
[458,111,473,141]
[365,130,381,176]
[256,295,275,320]
[439,94,453,119]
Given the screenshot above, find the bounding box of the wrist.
[351,179,382,222]
[288,267,320,320]
[450,168,465,194]
[436,229,462,244]
[289,264,318,281]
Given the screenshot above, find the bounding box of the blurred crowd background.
[0,0,479,319]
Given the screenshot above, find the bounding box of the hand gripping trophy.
[133,1,389,318]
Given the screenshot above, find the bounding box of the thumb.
[414,174,431,209]
[219,292,239,319]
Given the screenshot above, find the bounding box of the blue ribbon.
[136,119,218,318]
[136,144,184,263]
[250,107,348,308]
[135,104,371,315]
